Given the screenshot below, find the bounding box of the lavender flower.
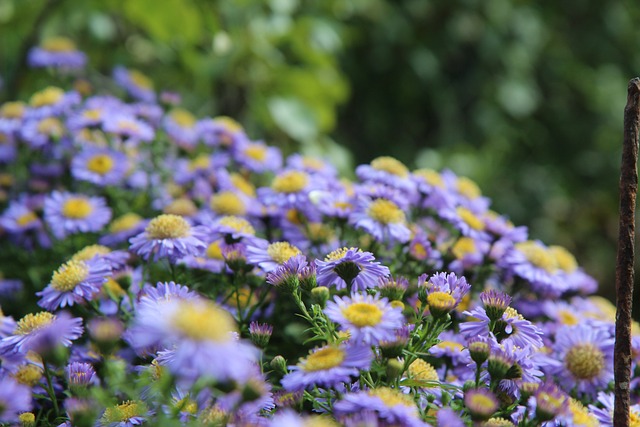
[0,311,83,356]
[44,191,112,239]
[315,247,390,291]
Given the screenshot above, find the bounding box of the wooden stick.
[615,77,640,427]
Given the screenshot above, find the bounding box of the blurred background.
[2,0,640,305]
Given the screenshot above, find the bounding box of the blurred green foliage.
[2,0,640,301]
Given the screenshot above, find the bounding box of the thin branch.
[614,77,640,427]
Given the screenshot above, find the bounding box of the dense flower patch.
[0,40,639,426]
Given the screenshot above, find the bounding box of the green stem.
[43,362,60,418]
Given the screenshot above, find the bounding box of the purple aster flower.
[356,156,417,195]
[480,289,512,321]
[66,361,97,387]
[103,114,155,143]
[286,153,338,177]
[0,311,83,356]
[460,305,544,350]
[531,382,568,423]
[233,139,282,173]
[440,205,492,241]
[0,198,51,249]
[70,244,130,271]
[246,239,303,273]
[37,258,111,310]
[197,115,249,148]
[180,239,228,273]
[429,331,472,367]
[26,86,80,119]
[281,343,373,392]
[71,147,129,186]
[418,272,471,317]
[435,407,465,427]
[28,37,87,70]
[129,214,208,263]
[258,169,317,210]
[129,297,258,384]
[315,247,390,291]
[209,215,257,243]
[20,116,66,149]
[266,254,308,291]
[44,191,112,239]
[334,387,428,427]
[550,324,614,398]
[447,236,492,273]
[465,388,498,421]
[99,213,147,247]
[0,377,32,423]
[325,293,404,345]
[113,66,156,103]
[349,196,411,244]
[163,108,201,149]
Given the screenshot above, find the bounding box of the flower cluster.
[0,41,637,427]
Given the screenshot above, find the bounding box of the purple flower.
[460,306,544,350]
[66,361,97,387]
[464,388,498,421]
[128,297,257,384]
[129,214,208,263]
[37,258,111,310]
[100,400,149,427]
[550,324,614,398]
[163,108,201,149]
[0,311,83,356]
[44,191,112,239]
[349,197,411,244]
[103,114,155,143]
[113,66,156,103]
[246,239,303,273]
[0,377,32,423]
[435,407,465,427]
[233,140,282,173]
[418,272,471,316]
[99,213,147,247]
[334,387,428,427]
[315,247,390,291]
[281,343,373,391]
[325,293,404,345]
[71,147,129,186]
[26,86,80,119]
[28,37,87,70]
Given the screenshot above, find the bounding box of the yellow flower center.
[302,156,325,171]
[515,241,558,273]
[370,156,409,177]
[189,155,211,171]
[37,117,63,136]
[341,302,383,327]
[128,70,153,89]
[62,197,94,219]
[51,260,89,292]
[174,397,198,414]
[230,173,255,196]
[537,391,566,413]
[414,168,444,187]
[631,409,640,427]
[266,242,302,264]
[302,346,346,372]
[18,413,36,426]
[164,198,197,217]
[102,401,147,423]
[271,171,309,193]
[457,176,481,199]
[333,201,352,210]
[72,244,111,262]
[427,292,456,310]
[146,214,191,239]
[30,87,64,107]
[41,36,76,52]
[303,417,339,427]
[109,213,142,233]
[483,418,515,427]
[469,392,497,409]
[210,191,246,216]
[1,101,25,118]
[457,207,485,231]
[172,301,235,341]
[558,310,579,326]
[15,312,55,335]
[17,211,38,227]
[14,364,43,386]
[218,216,255,235]
[83,108,102,121]
[86,154,114,175]
[368,387,415,408]
[567,399,599,427]
[548,245,578,273]
[214,116,243,133]
[244,144,267,161]
[436,340,464,352]
[170,108,196,128]
[325,247,359,261]
[206,241,224,260]
[367,199,405,224]
[565,343,605,380]
[408,359,439,383]
[104,278,126,297]
[452,237,476,259]
[503,307,524,321]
